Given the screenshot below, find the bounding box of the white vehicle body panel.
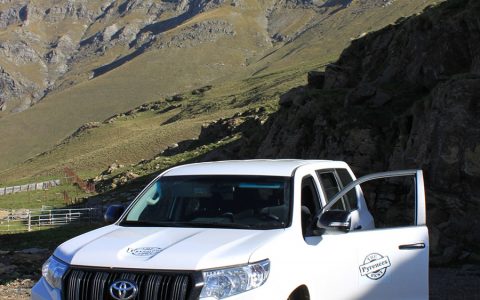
[55,226,285,270]
[32,160,429,300]
[298,226,429,300]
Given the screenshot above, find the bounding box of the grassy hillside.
[0,0,269,171]
[252,0,440,76]
[0,65,307,184]
[0,0,440,184]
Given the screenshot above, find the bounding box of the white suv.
[32,159,429,300]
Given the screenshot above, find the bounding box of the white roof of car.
[162,159,343,177]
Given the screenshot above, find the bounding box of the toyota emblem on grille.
[109,280,138,300]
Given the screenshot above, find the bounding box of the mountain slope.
[0,0,437,173]
[0,66,304,183]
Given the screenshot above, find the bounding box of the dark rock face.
[214,0,480,264]
[307,71,325,89]
[319,2,480,264]
[324,0,480,91]
[409,76,480,264]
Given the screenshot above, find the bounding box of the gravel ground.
[0,266,479,299]
[430,266,480,299]
[0,279,33,300]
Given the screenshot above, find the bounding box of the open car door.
[323,170,429,300]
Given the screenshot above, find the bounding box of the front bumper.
[31,276,277,300]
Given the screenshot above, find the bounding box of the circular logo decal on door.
[359,253,391,280]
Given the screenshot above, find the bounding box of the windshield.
[120,175,292,230]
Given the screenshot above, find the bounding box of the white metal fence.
[0,179,61,196]
[0,208,100,232]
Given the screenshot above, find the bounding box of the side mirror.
[316,210,351,234]
[104,204,126,224]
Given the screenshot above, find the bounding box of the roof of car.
[162,159,344,177]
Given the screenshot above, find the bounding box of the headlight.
[199,259,270,299]
[42,256,68,289]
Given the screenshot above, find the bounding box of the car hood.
[54,225,284,270]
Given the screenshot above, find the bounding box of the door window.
[362,176,416,228]
[301,176,321,237]
[301,176,320,213]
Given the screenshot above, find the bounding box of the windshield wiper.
[252,222,286,229]
[121,220,253,229]
[120,220,166,227]
[177,222,253,229]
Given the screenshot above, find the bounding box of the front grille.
[62,268,195,300]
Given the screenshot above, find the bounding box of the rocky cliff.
[0,0,224,113]
[0,0,433,114]
[194,0,479,264]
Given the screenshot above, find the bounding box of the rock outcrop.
[0,67,44,112]
[203,0,480,265]
[0,4,27,29]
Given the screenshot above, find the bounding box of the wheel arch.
[287,284,310,300]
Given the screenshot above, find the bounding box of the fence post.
[28,210,31,232]
[49,210,52,225]
[7,210,10,232]
[68,210,71,223]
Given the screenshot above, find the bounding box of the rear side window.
[318,172,339,199]
[317,171,346,210]
[336,169,359,210]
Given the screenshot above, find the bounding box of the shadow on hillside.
[322,0,353,7]
[91,5,204,78]
[91,43,152,78]
[0,222,101,251]
[138,11,193,36]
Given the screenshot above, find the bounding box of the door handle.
[398,242,425,250]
